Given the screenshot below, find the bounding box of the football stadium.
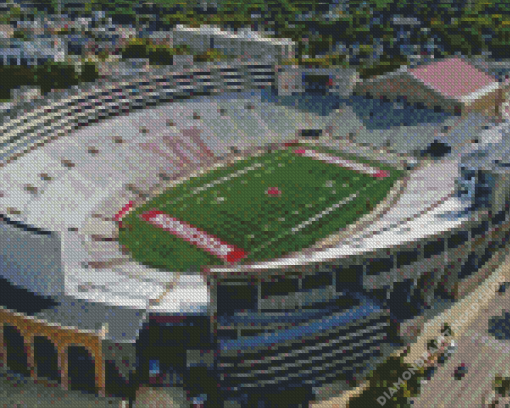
[2,60,510,407]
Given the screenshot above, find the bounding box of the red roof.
[408,57,495,100]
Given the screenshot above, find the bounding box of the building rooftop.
[408,57,497,100]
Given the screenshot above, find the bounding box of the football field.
[118,144,404,272]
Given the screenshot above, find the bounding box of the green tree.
[121,40,149,59]
[81,62,99,83]
[13,30,29,41]
[35,62,79,94]
[148,45,174,66]
[0,5,22,24]
[495,375,510,397]
[348,356,420,408]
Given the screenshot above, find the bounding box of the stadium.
[1,60,510,408]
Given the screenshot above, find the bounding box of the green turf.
[118,145,404,272]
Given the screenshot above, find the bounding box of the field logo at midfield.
[140,210,248,263]
[293,148,390,178]
[266,186,282,196]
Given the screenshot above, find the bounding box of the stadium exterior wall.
[0,216,63,298]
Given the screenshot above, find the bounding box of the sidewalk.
[0,373,124,408]
[409,247,510,407]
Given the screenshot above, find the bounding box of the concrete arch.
[3,323,30,377]
[67,344,98,394]
[0,308,106,396]
[33,335,60,382]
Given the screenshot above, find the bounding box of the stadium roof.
[408,57,498,102]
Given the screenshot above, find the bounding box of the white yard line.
[165,162,264,207]
[249,179,379,257]
[291,191,360,233]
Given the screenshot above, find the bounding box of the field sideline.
[118,145,404,272]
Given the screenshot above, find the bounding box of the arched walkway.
[68,345,98,394]
[4,324,30,377]
[33,336,60,383]
[0,308,106,396]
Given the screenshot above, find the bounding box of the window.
[336,265,363,292]
[448,230,468,249]
[149,359,160,375]
[217,283,258,315]
[458,253,478,279]
[366,257,394,276]
[461,167,476,181]
[472,221,489,238]
[396,249,419,268]
[261,277,299,298]
[479,245,496,268]
[61,159,75,168]
[424,239,444,258]
[492,209,506,226]
[300,129,323,139]
[302,272,332,291]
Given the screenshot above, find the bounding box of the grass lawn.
[118,145,404,272]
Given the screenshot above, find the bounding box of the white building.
[0,37,66,66]
[172,25,296,62]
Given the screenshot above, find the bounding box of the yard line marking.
[164,162,265,209]
[290,192,360,233]
[191,162,264,195]
[249,179,379,257]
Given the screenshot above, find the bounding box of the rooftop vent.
[24,184,38,195]
[61,159,75,168]
[300,129,323,139]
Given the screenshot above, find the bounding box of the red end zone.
[140,210,248,263]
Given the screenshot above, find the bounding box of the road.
[407,247,510,408]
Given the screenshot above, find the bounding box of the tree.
[442,323,453,337]
[121,39,149,59]
[13,30,29,41]
[81,62,99,83]
[494,375,510,398]
[0,5,22,24]
[35,62,79,94]
[148,45,174,65]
